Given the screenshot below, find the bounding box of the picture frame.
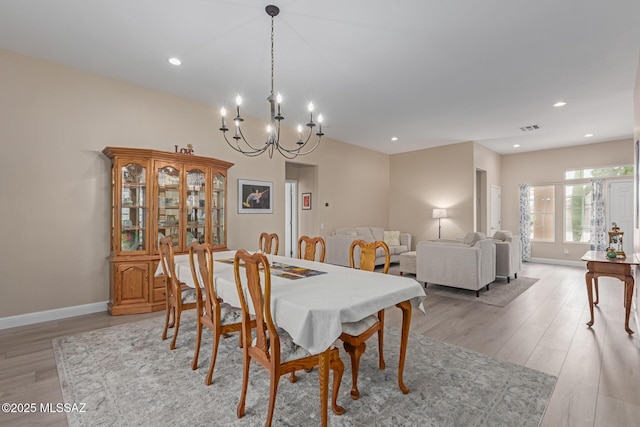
[302,192,311,210]
[238,179,273,214]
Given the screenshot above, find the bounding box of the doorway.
[490,184,501,236]
[476,169,487,233]
[284,180,298,258]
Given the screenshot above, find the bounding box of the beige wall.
[2,46,637,319]
[501,139,634,261]
[0,49,389,317]
[474,142,502,234]
[389,142,475,246]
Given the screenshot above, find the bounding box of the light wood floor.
[1,263,639,426]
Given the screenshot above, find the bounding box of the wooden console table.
[581,250,638,334]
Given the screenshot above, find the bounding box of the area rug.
[53,313,555,426]
[424,276,539,307]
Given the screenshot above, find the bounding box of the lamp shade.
[432,208,447,219]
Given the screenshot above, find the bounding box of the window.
[564,184,592,243]
[529,186,555,241]
[565,166,633,180]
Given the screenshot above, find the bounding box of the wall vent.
[520,124,540,132]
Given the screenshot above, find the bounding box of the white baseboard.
[529,257,585,268]
[0,301,109,330]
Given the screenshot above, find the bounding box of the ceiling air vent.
[520,124,540,132]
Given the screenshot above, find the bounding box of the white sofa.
[325,227,411,267]
[416,232,496,296]
[492,230,522,282]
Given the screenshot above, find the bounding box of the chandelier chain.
[270,14,275,96]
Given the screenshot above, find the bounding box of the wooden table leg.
[585,271,595,328]
[395,300,412,394]
[624,276,635,335]
[318,348,330,427]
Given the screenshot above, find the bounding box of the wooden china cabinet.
[102,147,233,315]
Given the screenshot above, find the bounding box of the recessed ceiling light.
[513,144,520,148]
[584,133,594,138]
[168,57,182,66]
[553,101,567,107]
[391,137,398,142]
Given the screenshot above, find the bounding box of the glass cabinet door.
[121,163,146,252]
[186,168,207,247]
[157,165,181,249]
[212,172,226,246]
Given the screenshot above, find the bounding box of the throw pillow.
[462,232,486,246]
[493,230,512,241]
[383,230,401,246]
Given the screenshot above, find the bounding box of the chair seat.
[252,327,313,363]
[180,287,198,304]
[219,302,243,325]
[341,314,379,336]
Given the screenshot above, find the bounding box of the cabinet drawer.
[153,274,165,289]
[153,287,166,303]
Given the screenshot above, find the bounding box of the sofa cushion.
[493,230,513,241]
[462,232,486,246]
[356,227,376,242]
[370,227,385,241]
[335,227,358,237]
[383,230,401,246]
[389,245,408,255]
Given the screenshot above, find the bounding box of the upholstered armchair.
[416,232,496,296]
[492,230,522,282]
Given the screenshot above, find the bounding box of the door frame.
[284,180,298,258]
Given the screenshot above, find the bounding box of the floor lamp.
[432,208,447,239]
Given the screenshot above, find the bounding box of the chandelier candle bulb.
[220,107,227,128]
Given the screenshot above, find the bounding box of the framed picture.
[302,192,311,210]
[238,179,273,214]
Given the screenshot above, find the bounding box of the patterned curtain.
[519,184,531,261]
[590,178,607,251]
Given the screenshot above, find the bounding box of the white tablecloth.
[155,250,426,355]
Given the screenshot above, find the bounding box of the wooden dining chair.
[298,235,326,262]
[340,239,391,400]
[189,242,249,385]
[289,235,326,382]
[258,232,279,255]
[233,249,344,427]
[158,237,199,350]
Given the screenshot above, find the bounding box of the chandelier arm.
[238,127,273,153]
[276,127,321,155]
[277,137,322,156]
[276,145,304,159]
[222,131,271,157]
[222,132,257,155]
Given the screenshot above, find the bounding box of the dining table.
[156,249,426,425]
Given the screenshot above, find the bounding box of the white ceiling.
[1,0,639,155]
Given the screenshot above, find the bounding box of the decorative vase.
[607,249,617,259]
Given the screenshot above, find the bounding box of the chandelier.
[219,5,324,159]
